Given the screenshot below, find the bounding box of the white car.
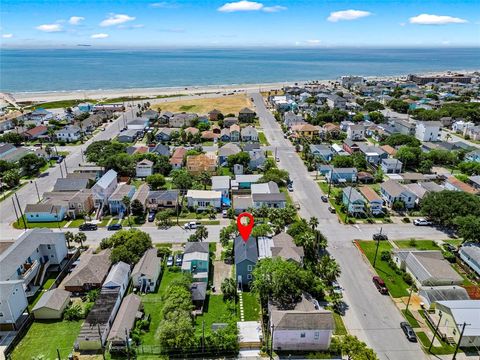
[413,218,432,226]
[222,209,228,218]
[184,221,198,230]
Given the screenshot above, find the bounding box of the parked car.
[148,211,156,222]
[328,206,336,214]
[287,184,293,192]
[56,156,64,164]
[107,223,122,231]
[413,218,432,226]
[321,195,328,203]
[222,209,228,218]
[400,322,417,342]
[175,253,183,266]
[372,276,388,294]
[275,156,280,162]
[166,255,174,267]
[331,281,343,295]
[79,223,97,231]
[184,221,199,230]
[373,233,388,241]
[443,243,457,253]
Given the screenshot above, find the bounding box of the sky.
[1,0,479,48]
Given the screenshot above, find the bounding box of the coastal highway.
[250,92,429,360]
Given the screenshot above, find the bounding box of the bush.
[64,304,83,321]
[83,302,94,317]
[409,239,417,248]
[403,217,411,223]
[157,246,171,259]
[443,251,456,263]
[380,250,391,262]
[403,272,414,285]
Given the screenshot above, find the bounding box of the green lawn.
[68,219,85,228]
[394,240,440,251]
[140,268,185,345]
[195,295,237,335]
[218,166,233,176]
[11,320,83,360]
[258,131,270,146]
[13,216,68,229]
[402,309,420,328]
[416,331,457,355]
[27,272,59,310]
[333,312,347,335]
[357,240,410,298]
[444,239,463,247]
[242,292,261,321]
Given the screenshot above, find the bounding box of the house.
[380,144,397,157]
[211,176,231,199]
[143,109,159,120]
[251,181,279,195]
[211,125,221,134]
[270,232,304,264]
[0,229,68,330]
[146,190,179,210]
[235,236,258,288]
[224,117,239,127]
[459,242,480,277]
[465,150,480,163]
[415,121,441,142]
[291,124,321,139]
[149,143,170,157]
[32,288,70,320]
[127,118,149,131]
[342,139,361,154]
[418,286,469,308]
[108,184,136,215]
[269,293,334,351]
[219,128,231,141]
[22,125,48,140]
[169,147,187,169]
[342,187,365,216]
[391,118,416,136]
[186,153,217,175]
[433,301,480,347]
[232,174,263,190]
[91,169,118,208]
[358,144,388,165]
[117,129,139,143]
[136,159,153,178]
[444,176,477,195]
[248,148,266,169]
[185,127,200,136]
[186,190,222,210]
[208,109,222,121]
[464,126,480,141]
[63,249,111,293]
[53,178,89,192]
[325,167,358,184]
[331,143,349,156]
[252,193,286,209]
[190,282,208,313]
[347,124,365,140]
[182,242,209,282]
[283,111,305,128]
[238,107,256,122]
[229,124,241,141]
[55,125,82,142]
[169,113,197,127]
[155,127,177,142]
[102,261,131,298]
[359,186,383,215]
[241,126,258,142]
[310,144,333,162]
[201,130,219,141]
[132,248,161,293]
[68,189,95,218]
[25,203,67,223]
[326,94,347,109]
[107,294,142,350]
[392,250,462,286]
[322,123,341,138]
[381,158,403,174]
[159,111,174,124]
[380,180,417,209]
[218,143,241,165]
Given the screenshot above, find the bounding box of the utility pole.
[405,286,414,313]
[12,197,20,225]
[202,319,205,353]
[345,185,353,223]
[452,322,469,360]
[15,193,26,230]
[97,324,106,360]
[270,324,275,360]
[125,328,131,360]
[373,227,383,267]
[59,160,64,178]
[429,311,443,353]
[63,158,68,174]
[33,181,41,202]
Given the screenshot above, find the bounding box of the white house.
[415,121,441,142]
[131,248,161,293]
[91,169,118,208]
[55,125,82,142]
[0,280,28,331]
[269,294,334,351]
[241,126,258,142]
[381,158,403,174]
[452,120,475,133]
[102,261,131,299]
[135,159,153,178]
[346,124,365,140]
[211,176,230,199]
[186,190,222,210]
[32,288,70,320]
[459,242,480,277]
[380,179,417,209]
[283,111,305,128]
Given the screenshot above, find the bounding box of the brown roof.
[23,125,48,137]
[447,176,478,194]
[201,130,219,140]
[170,147,187,165]
[62,249,112,289]
[323,123,340,132]
[380,144,397,156]
[185,127,200,135]
[292,124,321,132]
[230,124,240,132]
[359,186,382,202]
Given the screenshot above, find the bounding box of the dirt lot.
[152,94,252,115]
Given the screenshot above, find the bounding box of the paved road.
[251,92,429,360]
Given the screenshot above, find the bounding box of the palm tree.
[318,256,341,283]
[221,278,237,300]
[74,232,87,249]
[122,196,131,226]
[309,217,319,231]
[65,231,74,249]
[197,171,211,190]
[195,225,208,242]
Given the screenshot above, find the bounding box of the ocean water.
[1,47,479,93]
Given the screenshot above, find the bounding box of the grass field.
[333,312,347,335]
[357,240,410,298]
[402,309,420,328]
[242,292,261,321]
[13,215,68,229]
[11,320,83,360]
[152,95,252,115]
[394,240,440,251]
[194,295,237,335]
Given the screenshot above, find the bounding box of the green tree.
[0,132,23,145]
[171,169,193,193]
[260,168,289,186]
[102,229,153,264]
[317,255,341,283]
[332,155,354,168]
[194,225,208,242]
[395,146,421,169]
[156,210,172,227]
[381,133,420,147]
[74,232,87,248]
[368,111,385,124]
[153,155,172,175]
[65,231,74,248]
[130,199,145,217]
[19,154,47,176]
[363,101,385,112]
[226,152,250,169]
[2,169,20,188]
[221,278,237,300]
[331,334,379,360]
[309,216,319,231]
[387,99,409,113]
[418,159,433,174]
[146,173,166,190]
[103,153,135,177]
[454,216,480,243]
[197,171,211,190]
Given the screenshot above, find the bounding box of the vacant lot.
[194,295,237,335]
[152,95,252,115]
[394,240,440,251]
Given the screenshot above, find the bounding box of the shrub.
[380,250,391,262]
[64,304,83,321]
[403,272,414,285]
[403,217,411,223]
[409,239,417,248]
[443,251,456,263]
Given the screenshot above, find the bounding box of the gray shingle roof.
[63,249,112,288]
[234,236,258,264]
[53,178,88,192]
[184,242,209,255]
[107,294,142,342]
[132,248,160,279]
[32,288,70,312]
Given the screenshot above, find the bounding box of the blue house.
[182,242,209,283]
[310,144,334,162]
[78,103,93,113]
[234,236,258,289]
[25,204,67,223]
[325,167,358,184]
[232,175,263,190]
[342,187,366,216]
[108,184,136,215]
[465,150,480,163]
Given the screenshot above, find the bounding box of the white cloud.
[327,9,371,22]
[91,33,109,39]
[36,23,63,32]
[306,39,321,45]
[150,2,178,8]
[409,14,468,25]
[2,33,13,38]
[69,16,85,25]
[218,1,263,12]
[100,14,135,27]
[263,5,287,13]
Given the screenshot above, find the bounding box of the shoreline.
[5,69,479,103]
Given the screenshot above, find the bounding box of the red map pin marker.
[237,212,254,242]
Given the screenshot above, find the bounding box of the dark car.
[400,322,417,342]
[79,223,97,231]
[321,195,328,203]
[328,206,336,214]
[373,233,388,241]
[372,276,388,294]
[56,156,64,164]
[175,253,183,267]
[148,211,156,222]
[107,223,122,231]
